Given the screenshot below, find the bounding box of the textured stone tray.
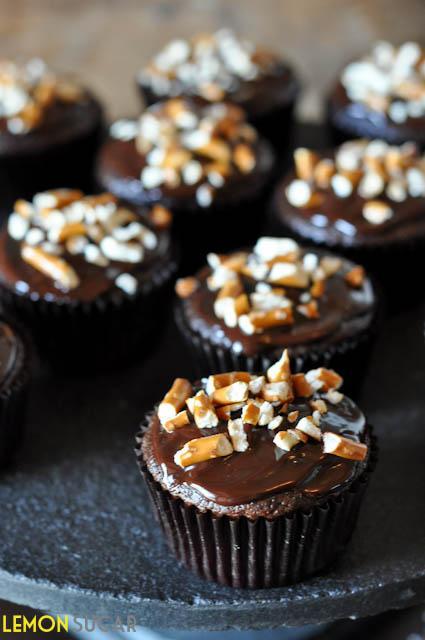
[0,301,424,630]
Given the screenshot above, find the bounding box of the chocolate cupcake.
[175,236,378,396]
[136,353,376,588]
[0,58,103,209]
[136,29,299,153]
[97,98,274,272]
[0,189,177,369]
[272,140,425,298]
[328,41,425,147]
[0,318,30,468]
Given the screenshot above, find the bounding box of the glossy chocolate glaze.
[180,253,376,359]
[143,393,368,516]
[329,81,425,146]
[0,218,172,303]
[0,92,103,157]
[0,321,20,391]
[275,168,425,248]
[96,137,274,210]
[140,64,299,121]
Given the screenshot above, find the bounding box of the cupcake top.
[175,236,375,357]
[141,351,369,516]
[99,97,274,209]
[1,189,172,302]
[338,41,425,124]
[137,29,297,116]
[0,58,102,153]
[276,140,425,247]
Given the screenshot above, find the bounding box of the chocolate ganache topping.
[137,29,296,116]
[143,351,369,515]
[0,189,171,302]
[101,97,273,209]
[175,237,375,358]
[277,140,425,247]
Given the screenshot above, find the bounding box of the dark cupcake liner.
[250,100,297,160]
[135,429,377,588]
[169,186,274,275]
[174,303,380,399]
[0,322,31,469]
[0,251,178,372]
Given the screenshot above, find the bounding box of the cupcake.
[136,29,299,153]
[0,58,104,209]
[328,41,425,146]
[97,98,274,272]
[0,317,30,468]
[0,189,177,369]
[272,140,425,297]
[136,352,376,588]
[174,236,378,396]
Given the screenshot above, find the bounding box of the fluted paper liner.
[135,429,377,589]
[0,323,30,468]
[0,248,178,370]
[175,304,379,399]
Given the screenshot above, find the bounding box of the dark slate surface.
[0,124,424,630]
[0,301,424,630]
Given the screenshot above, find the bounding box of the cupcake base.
[174,304,379,399]
[136,430,377,589]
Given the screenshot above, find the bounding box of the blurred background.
[0,0,424,122]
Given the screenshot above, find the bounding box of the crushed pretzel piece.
[267,349,292,383]
[239,308,294,334]
[227,418,249,452]
[305,368,343,392]
[21,244,80,291]
[273,430,301,451]
[149,204,173,229]
[174,433,233,467]
[296,416,322,441]
[261,381,294,403]
[175,277,199,298]
[294,148,320,181]
[287,410,299,423]
[158,378,193,424]
[163,410,190,433]
[291,373,314,398]
[323,432,367,461]
[193,390,219,429]
[297,300,320,319]
[248,375,265,395]
[289,428,308,443]
[241,401,260,425]
[325,389,344,405]
[310,399,328,414]
[212,381,249,405]
[345,266,365,288]
[216,402,245,420]
[206,371,251,395]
